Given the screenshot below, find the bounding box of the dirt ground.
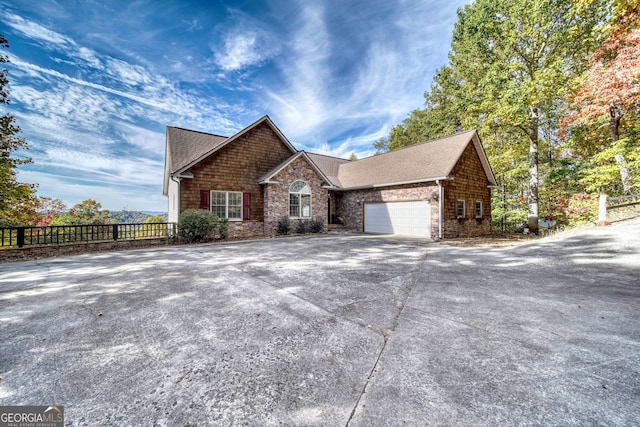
[437,224,597,248]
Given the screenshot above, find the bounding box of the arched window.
[289,181,311,218]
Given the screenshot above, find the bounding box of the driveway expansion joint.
[345,249,429,426]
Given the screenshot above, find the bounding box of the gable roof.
[306,153,351,187]
[164,116,496,196]
[338,131,495,189]
[310,130,496,190]
[163,115,297,194]
[170,115,296,176]
[258,151,336,187]
[166,126,228,174]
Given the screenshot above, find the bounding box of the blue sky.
[0,0,469,212]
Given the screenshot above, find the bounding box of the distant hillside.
[110,210,168,224]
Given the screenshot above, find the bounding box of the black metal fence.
[0,223,177,248]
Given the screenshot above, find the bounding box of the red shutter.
[242,192,251,220]
[200,190,210,210]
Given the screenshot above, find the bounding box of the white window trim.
[456,200,466,219]
[475,201,483,219]
[289,181,312,218]
[211,190,243,221]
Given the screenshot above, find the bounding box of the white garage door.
[364,201,431,237]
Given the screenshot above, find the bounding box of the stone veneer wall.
[335,183,440,237]
[264,156,328,237]
[442,141,493,237]
[226,221,264,240]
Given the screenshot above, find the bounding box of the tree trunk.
[610,104,632,192]
[528,106,539,234]
[614,154,631,192]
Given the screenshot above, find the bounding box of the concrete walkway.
[0,219,638,426]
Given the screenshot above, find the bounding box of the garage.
[364,200,431,237]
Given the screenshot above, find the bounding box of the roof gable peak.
[166,125,228,139]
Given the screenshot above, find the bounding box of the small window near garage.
[456,200,466,219]
[211,190,242,220]
[475,201,483,219]
[289,180,311,218]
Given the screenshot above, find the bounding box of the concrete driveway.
[1,219,639,426]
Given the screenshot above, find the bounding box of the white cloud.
[265,0,467,154]
[266,3,331,136]
[8,52,238,135]
[76,47,103,70]
[115,122,165,153]
[105,57,153,86]
[215,32,261,71]
[2,12,74,47]
[212,12,281,72]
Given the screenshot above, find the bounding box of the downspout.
[171,175,181,223]
[437,180,443,239]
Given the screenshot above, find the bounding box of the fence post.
[112,224,119,241]
[598,194,608,223]
[17,227,25,248]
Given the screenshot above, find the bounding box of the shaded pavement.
[1,218,639,425]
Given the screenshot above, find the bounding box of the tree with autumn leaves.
[560,1,640,194]
[0,34,40,226]
[379,0,638,231]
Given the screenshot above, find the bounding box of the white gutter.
[169,171,193,221]
[171,175,182,221]
[333,176,453,192]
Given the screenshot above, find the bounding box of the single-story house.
[163,115,497,239]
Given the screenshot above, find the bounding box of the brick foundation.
[335,184,440,237]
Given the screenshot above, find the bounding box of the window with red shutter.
[242,192,251,220]
[200,190,210,210]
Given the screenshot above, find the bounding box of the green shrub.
[218,217,229,239]
[309,218,324,233]
[277,217,291,235]
[295,219,309,234]
[178,209,220,242]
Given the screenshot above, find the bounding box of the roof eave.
[174,171,194,179]
[333,176,453,191]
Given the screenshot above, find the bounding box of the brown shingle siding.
[181,122,295,223]
[443,142,492,237]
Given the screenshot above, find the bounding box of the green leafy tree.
[386,65,465,151]
[145,215,164,223]
[0,34,37,225]
[448,0,605,233]
[136,215,167,239]
[51,199,111,225]
[378,0,606,232]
